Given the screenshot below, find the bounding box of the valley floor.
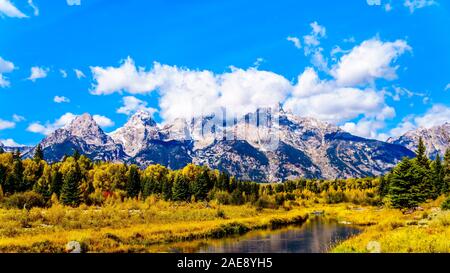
[0,198,449,253]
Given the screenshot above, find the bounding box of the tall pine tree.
[416,137,430,169]
[172,174,190,201]
[60,162,82,206]
[389,157,427,209]
[443,148,450,194]
[126,165,141,198]
[192,169,210,201]
[431,154,445,196]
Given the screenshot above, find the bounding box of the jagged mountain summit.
[387,122,450,158]
[25,113,126,162]
[26,109,415,181]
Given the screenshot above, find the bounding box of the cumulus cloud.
[74,69,86,79]
[91,58,291,121]
[53,96,70,103]
[0,138,24,147]
[90,57,161,95]
[67,0,81,6]
[404,0,437,13]
[287,36,301,49]
[116,96,157,116]
[27,112,77,135]
[330,38,411,86]
[93,115,114,127]
[0,118,15,130]
[27,66,49,82]
[90,34,412,139]
[0,0,28,18]
[388,104,450,139]
[0,56,15,87]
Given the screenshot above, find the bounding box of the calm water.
[158,217,361,253]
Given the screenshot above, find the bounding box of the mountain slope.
[25,109,416,181]
[27,114,126,162]
[387,123,450,158]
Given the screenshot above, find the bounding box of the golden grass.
[0,199,309,253]
[1,196,449,253]
[331,196,450,253]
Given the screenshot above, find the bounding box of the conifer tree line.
[0,139,449,209]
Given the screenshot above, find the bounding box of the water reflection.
[155,217,360,253]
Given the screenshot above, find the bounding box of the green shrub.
[3,191,46,209]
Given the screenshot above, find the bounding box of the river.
[153,217,361,253]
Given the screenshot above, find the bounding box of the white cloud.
[287,36,301,49]
[0,118,15,130]
[74,68,86,79]
[366,0,381,6]
[27,112,77,135]
[0,56,15,87]
[388,104,450,138]
[303,21,326,53]
[27,112,114,135]
[27,66,49,82]
[12,114,25,122]
[0,0,28,18]
[445,83,450,91]
[302,21,328,71]
[27,0,38,16]
[67,0,81,6]
[90,34,412,139]
[404,0,437,13]
[53,96,70,103]
[0,138,23,147]
[92,57,291,121]
[342,119,385,140]
[90,57,162,95]
[116,96,157,116]
[93,115,114,127]
[331,37,411,86]
[414,104,450,128]
[60,69,68,78]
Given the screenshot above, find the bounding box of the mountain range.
[13,107,442,182]
[387,123,450,159]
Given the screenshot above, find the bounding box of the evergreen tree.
[34,144,44,162]
[9,158,24,193]
[415,137,430,169]
[431,154,445,196]
[51,170,63,197]
[443,148,450,194]
[60,162,82,206]
[389,157,427,208]
[192,169,210,201]
[0,165,6,192]
[142,176,153,199]
[161,177,173,201]
[0,146,4,154]
[126,165,141,198]
[172,174,190,201]
[378,175,389,197]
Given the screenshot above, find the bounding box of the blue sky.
[0,0,449,146]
